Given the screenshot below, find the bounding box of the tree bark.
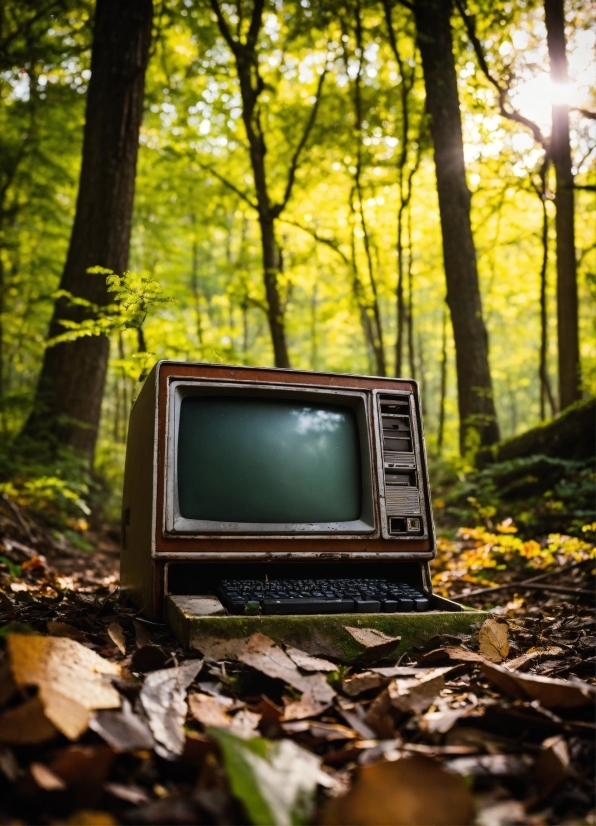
[18,0,153,462]
[412,0,499,453]
[544,0,581,409]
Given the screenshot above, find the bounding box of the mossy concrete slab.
[167,595,489,662]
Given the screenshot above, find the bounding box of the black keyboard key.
[262,598,354,615]
[414,597,430,611]
[397,597,414,612]
[353,599,381,613]
[382,599,400,613]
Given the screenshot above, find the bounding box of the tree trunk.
[18,0,153,462]
[412,0,499,453]
[544,0,581,409]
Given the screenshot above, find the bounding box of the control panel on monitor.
[120,361,440,619]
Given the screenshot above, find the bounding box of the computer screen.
[177,396,361,523]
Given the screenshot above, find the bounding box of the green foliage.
[433,454,596,539]
[0,0,594,522]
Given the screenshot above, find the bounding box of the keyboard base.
[166,594,488,661]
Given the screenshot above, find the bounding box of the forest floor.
[0,499,594,826]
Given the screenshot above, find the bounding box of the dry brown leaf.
[479,618,509,663]
[417,646,484,666]
[30,761,66,791]
[482,661,596,708]
[532,735,570,800]
[46,621,88,642]
[363,689,395,739]
[0,696,58,745]
[320,756,474,825]
[140,659,203,758]
[7,634,121,740]
[344,627,401,664]
[282,695,326,721]
[45,746,115,809]
[228,709,261,739]
[189,692,232,728]
[388,667,453,714]
[89,699,154,752]
[420,695,478,734]
[107,622,126,655]
[65,810,117,825]
[239,634,335,704]
[341,671,386,697]
[504,646,565,671]
[284,646,337,672]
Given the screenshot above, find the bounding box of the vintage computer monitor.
[121,360,460,620]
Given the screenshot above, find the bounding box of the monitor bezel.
[164,379,378,536]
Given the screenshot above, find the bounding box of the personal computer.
[120,361,461,621]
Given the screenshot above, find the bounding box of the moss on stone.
[166,596,489,662]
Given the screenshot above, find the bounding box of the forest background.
[0,0,594,528]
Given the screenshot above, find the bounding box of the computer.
[120,360,461,622]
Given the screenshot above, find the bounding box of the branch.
[280,218,350,265]
[454,0,548,149]
[196,161,258,211]
[209,0,239,54]
[576,108,596,120]
[273,67,328,217]
[245,0,266,53]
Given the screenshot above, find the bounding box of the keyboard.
[217,578,431,615]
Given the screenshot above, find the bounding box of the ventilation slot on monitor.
[379,393,424,527]
[385,487,420,515]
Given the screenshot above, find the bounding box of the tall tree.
[544,0,581,409]
[411,0,500,452]
[18,0,153,461]
[208,0,327,369]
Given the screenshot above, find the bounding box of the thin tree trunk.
[536,170,556,420]
[544,0,581,409]
[406,199,416,379]
[437,306,448,455]
[190,212,204,352]
[19,0,153,462]
[412,0,499,453]
[352,0,386,376]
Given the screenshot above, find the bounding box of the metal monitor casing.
[120,361,437,619]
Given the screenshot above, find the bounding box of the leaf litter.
[0,502,594,824]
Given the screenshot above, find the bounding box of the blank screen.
[177,397,361,523]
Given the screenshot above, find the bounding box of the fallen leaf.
[0,696,58,745]
[189,692,233,728]
[7,634,121,739]
[46,621,88,642]
[104,781,150,806]
[239,634,335,705]
[281,720,358,741]
[420,695,478,734]
[531,735,570,800]
[30,761,66,791]
[285,647,337,672]
[140,659,202,758]
[320,756,474,825]
[363,689,395,739]
[482,661,596,708]
[479,618,509,663]
[341,671,386,697]
[504,646,564,671]
[417,646,484,666]
[106,622,126,655]
[44,746,115,809]
[282,695,327,721]
[229,709,261,739]
[89,698,154,752]
[133,619,152,648]
[475,799,526,826]
[344,626,401,664]
[211,727,322,826]
[388,668,453,713]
